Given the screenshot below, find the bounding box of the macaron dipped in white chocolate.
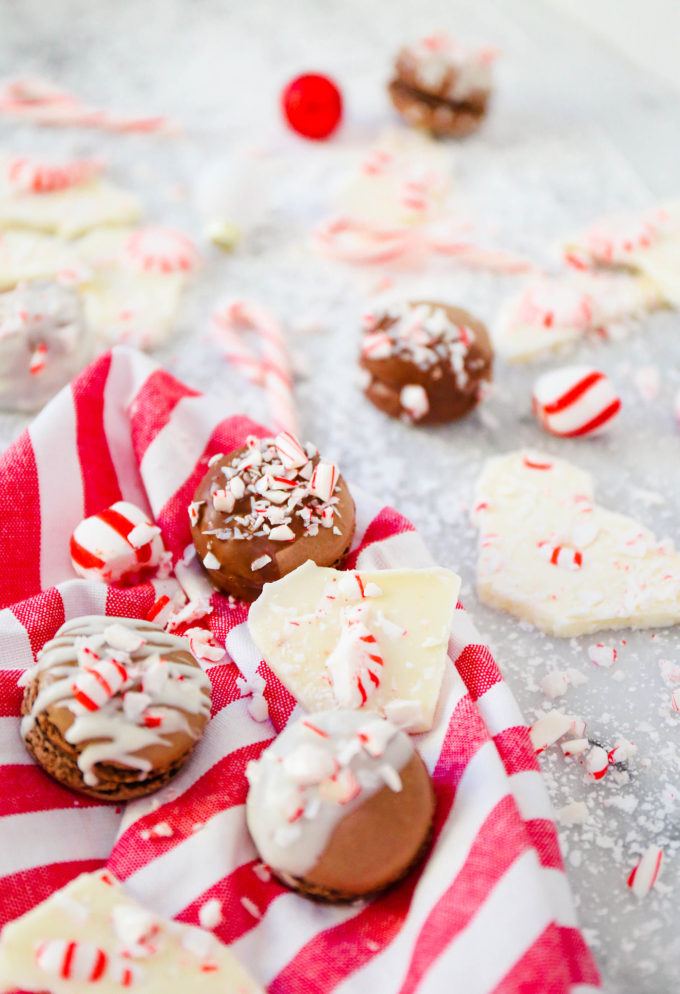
[246,710,435,901]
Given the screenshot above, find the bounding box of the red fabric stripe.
[491,923,600,993]
[0,859,106,927]
[128,369,200,463]
[344,507,416,569]
[0,765,104,817]
[542,371,603,414]
[455,644,502,701]
[176,860,286,942]
[0,671,23,717]
[0,431,41,607]
[524,818,564,870]
[72,352,121,514]
[11,586,65,660]
[108,740,271,881]
[561,398,621,437]
[397,796,528,994]
[493,726,541,776]
[104,581,157,620]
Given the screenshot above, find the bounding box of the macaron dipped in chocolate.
[360,300,493,424]
[190,432,356,602]
[20,616,211,801]
[246,710,435,902]
[388,33,495,139]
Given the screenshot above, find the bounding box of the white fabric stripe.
[231,892,362,988]
[56,578,109,622]
[0,716,32,765]
[29,392,83,589]
[225,622,264,684]
[419,849,557,994]
[116,697,274,838]
[509,769,556,823]
[124,805,256,916]
[449,608,487,657]
[140,394,227,515]
[105,347,159,509]
[415,659,469,773]
[0,607,34,670]
[0,807,119,875]
[540,867,578,928]
[356,529,436,570]
[347,484,384,553]
[476,680,527,738]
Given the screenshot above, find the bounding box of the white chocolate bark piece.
[334,129,454,230]
[0,229,86,291]
[493,271,658,362]
[562,202,680,308]
[76,227,191,349]
[473,450,680,637]
[247,561,460,732]
[0,157,141,239]
[0,870,263,994]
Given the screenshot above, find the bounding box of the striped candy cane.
[210,299,298,435]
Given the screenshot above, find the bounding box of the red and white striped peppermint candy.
[72,656,128,711]
[70,500,164,584]
[586,212,667,264]
[308,461,338,502]
[537,541,583,570]
[274,431,308,469]
[326,610,385,709]
[5,156,102,194]
[532,366,621,438]
[35,939,139,985]
[122,226,200,274]
[627,845,663,899]
[585,745,608,780]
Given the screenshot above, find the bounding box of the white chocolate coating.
[0,280,91,411]
[0,870,263,994]
[246,710,413,878]
[248,561,459,732]
[473,451,680,636]
[21,616,211,786]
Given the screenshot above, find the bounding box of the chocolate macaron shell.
[388,80,487,139]
[190,439,356,602]
[20,616,211,802]
[289,753,435,901]
[360,301,493,424]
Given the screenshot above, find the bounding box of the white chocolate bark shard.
[493,271,658,362]
[0,158,141,239]
[473,450,680,637]
[247,561,460,732]
[0,870,264,994]
[561,202,680,308]
[0,229,86,291]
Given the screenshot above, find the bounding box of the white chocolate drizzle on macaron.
[20,616,211,786]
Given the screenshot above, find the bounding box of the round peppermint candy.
[532,365,621,438]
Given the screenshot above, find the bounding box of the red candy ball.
[281,73,343,140]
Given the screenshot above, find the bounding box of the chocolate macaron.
[189,432,356,602]
[388,34,494,139]
[245,710,435,902]
[360,300,493,424]
[20,616,211,801]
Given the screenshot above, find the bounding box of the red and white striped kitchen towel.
[0,346,600,993]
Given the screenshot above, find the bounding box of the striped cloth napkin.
[0,346,600,993]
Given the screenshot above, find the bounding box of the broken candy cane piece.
[308,461,339,502]
[532,366,621,438]
[70,501,165,583]
[672,688,680,712]
[608,737,637,764]
[627,845,663,898]
[400,383,429,421]
[561,737,589,757]
[326,609,384,709]
[185,627,225,664]
[530,710,574,753]
[537,541,583,570]
[72,658,128,711]
[585,745,609,780]
[274,430,308,469]
[588,643,617,667]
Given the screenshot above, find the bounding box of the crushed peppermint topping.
[362,302,475,388]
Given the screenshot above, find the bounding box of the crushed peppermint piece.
[251,554,272,571]
[198,898,223,929]
[400,383,429,421]
[588,643,617,667]
[127,522,161,549]
[202,552,221,570]
[240,896,262,919]
[561,738,589,756]
[585,745,609,780]
[556,801,589,825]
[530,710,573,753]
[247,694,269,722]
[608,737,637,764]
[104,624,146,653]
[627,845,663,898]
[269,524,296,541]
